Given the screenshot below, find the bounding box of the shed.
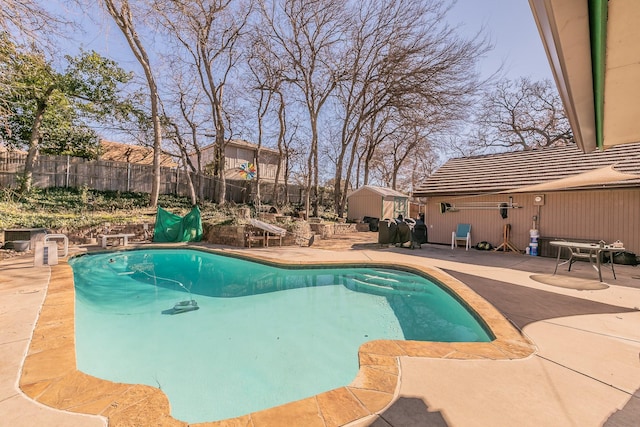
[347,185,409,222]
[412,143,640,255]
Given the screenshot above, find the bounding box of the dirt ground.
[311,230,381,250]
[0,249,27,262]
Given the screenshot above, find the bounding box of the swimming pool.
[70,248,492,423]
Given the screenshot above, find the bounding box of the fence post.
[65,155,70,187]
[175,168,179,195]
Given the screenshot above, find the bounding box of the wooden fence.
[0,152,305,205]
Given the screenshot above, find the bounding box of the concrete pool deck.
[1,236,639,426]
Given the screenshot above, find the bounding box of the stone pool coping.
[19,246,535,426]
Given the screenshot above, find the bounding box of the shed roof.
[413,142,640,197]
[348,185,409,199]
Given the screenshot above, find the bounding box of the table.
[550,241,624,282]
[98,233,135,248]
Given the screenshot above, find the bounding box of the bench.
[245,226,284,248]
[245,219,286,248]
[98,233,135,248]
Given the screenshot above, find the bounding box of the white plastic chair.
[451,224,471,250]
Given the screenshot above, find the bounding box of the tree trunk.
[149,96,162,207]
[21,97,49,194]
[339,136,360,217]
[103,0,162,208]
[310,115,319,218]
[272,92,287,205]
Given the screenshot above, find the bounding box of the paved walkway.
[0,255,105,427]
[1,237,639,426]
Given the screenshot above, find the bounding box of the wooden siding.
[348,187,409,221]
[347,194,383,221]
[190,141,284,182]
[424,189,640,255]
[381,199,395,220]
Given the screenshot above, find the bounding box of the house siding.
[190,141,283,182]
[539,189,639,252]
[424,189,640,254]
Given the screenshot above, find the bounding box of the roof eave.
[529,0,598,153]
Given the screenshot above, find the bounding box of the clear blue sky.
[449,0,553,81]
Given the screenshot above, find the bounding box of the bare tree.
[0,0,68,45]
[331,0,490,215]
[259,0,347,218]
[101,0,164,207]
[272,89,288,205]
[359,110,393,187]
[160,68,211,205]
[164,117,197,205]
[165,62,211,202]
[246,36,280,208]
[469,77,573,151]
[373,111,436,189]
[152,0,251,205]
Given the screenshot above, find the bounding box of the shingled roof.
[99,140,177,167]
[196,139,280,156]
[348,185,409,198]
[413,142,640,197]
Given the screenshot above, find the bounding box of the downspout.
[589,0,608,150]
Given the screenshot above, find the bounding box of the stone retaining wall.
[46,220,364,247]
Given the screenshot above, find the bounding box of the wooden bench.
[245,219,286,248]
[244,227,284,248]
[98,233,135,248]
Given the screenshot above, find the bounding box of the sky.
[58,0,554,83]
[448,0,553,81]
[45,0,556,151]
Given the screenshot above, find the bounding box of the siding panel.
[425,189,640,254]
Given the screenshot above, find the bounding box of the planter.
[12,240,31,252]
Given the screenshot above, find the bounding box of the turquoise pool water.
[71,249,491,423]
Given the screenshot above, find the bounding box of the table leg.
[608,250,617,280]
[554,246,562,275]
[596,249,603,282]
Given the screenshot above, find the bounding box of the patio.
[1,234,639,426]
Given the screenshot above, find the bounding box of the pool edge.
[19,250,535,427]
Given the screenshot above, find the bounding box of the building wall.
[381,197,408,220]
[347,192,383,221]
[423,189,640,254]
[190,145,283,182]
